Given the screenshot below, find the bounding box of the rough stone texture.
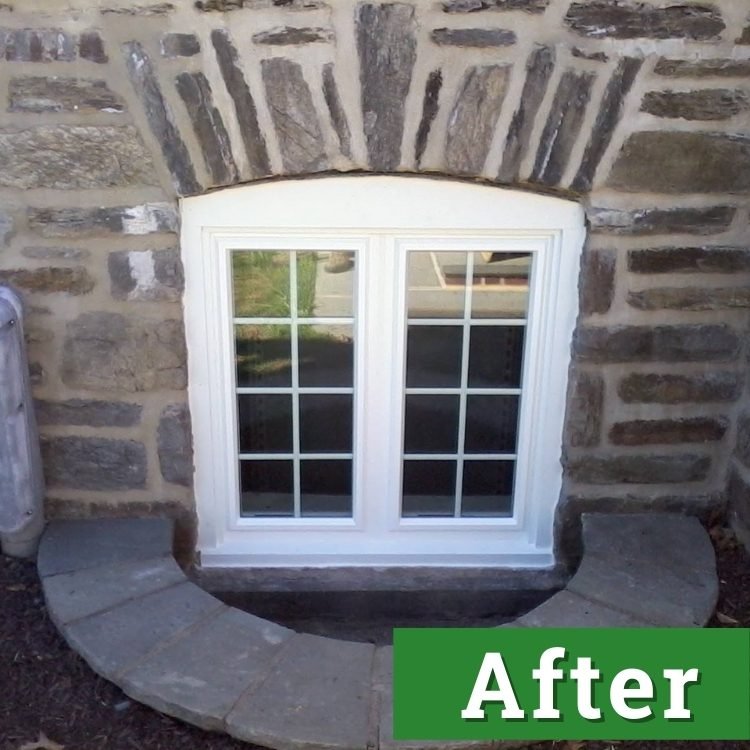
[160,33,200,58]
[641,89,748,121]
[498,45,555,182]
[61,312,187,392]
[322,63,352,160]
[608,131,750,193]
[0,211,14,247]
[431,27,516,46]
[22,246,90,262]
[629,286,750,311]
[565,370,603,448]
[262,57,327,174]
[0,126,157,189]
[566,453,712,484]
[176,72,238,186]
[0,28,76,62]
[579,248,615,314]
[211,29,271,178]
[102,3,174,14]
[28,203,178,238]
[654,58,750,78]
[618,372,742,404]
[445,64,510,174]
[79,30,108,63]
[0,267,94,295]
[41,436,147,491]
[628,246,750,274]
[517,589,651,627]
[530,69,595,186]
[415,69,442,168]
[109,248,184,302]
[728,466,750,552]
[571,47,608,62]
[9,77,126,113]
[572,57,642,192]
[736,411,750,470]
[609,417,728,445]
[123,41,201,195]
[253,26,333,45]
[157,403,193,487]
[28,362,45,386]
[565,2,725,40]
[197,0,326,9]
[737,23,750,45]
[35,399,142,428]
[442,0,549,11]
[588,205,736,235]
[357,3,417,171]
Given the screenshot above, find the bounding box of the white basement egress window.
[182,177,585,567]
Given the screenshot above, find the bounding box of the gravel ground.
[1,523,747,750]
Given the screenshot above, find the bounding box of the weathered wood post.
[0,285,44,557]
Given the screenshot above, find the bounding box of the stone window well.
[182,176,585,567]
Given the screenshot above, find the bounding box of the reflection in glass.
[402,460,456,517]
[300,460,352,517]
[232,251,290,318]
[237,394,293,453]
[299,394,353,453]
[298,325,353,387]
[467,326,525,388]
[297,252,354,318]
[405,325,463,388]
[235,325,292,387]
[404,395,460,453]
[471,252,531,319]
[465,395,519,453]
[407,252,466,319]
[240,460,294,516]
[461,460,514,517]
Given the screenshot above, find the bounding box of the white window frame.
[181,177,585,568]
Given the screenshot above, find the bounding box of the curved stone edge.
[37,513,718,750]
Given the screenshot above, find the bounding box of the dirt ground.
[1,523,748,750]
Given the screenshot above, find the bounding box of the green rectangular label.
[393,628,750,740]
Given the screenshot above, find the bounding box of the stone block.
[609,417,728,445]
[431,28,516,46]
[728,465,750,551]
[588,205,736,236]
[198,0,326,9]
[253,26,333,45]
[0,28,76,61]
[0,211,13,247]
[9,77,125,113]
[442,0,549,11]
[157,403,193,487]
[34,398,142,427]
[629,286,750,311]
[628,246,750,274]
[102,3,174,14]
[160,33,200,57]
[641,89,748,121]
[415,69,442,168]
[566,453,711,484]
[22,246,90,261]
[322,63,352,160]
[736,411,750,470]
[579,248,615,314]
[79,30,107,63]
[109,248,184,302]
[654,58,750,78]
[565,370,603,448]
[516,590,651,627]
[618,372,742,404]
[0,267,94,295]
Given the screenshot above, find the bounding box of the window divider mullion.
[290,251,301,518]
[455,252,474,518]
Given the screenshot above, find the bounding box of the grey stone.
[0,211,13,247]
[588,205,736,235]
[64,582,223,678]
[21,246,90,262]
[415,69,442,168]
[160,33,200,58]
[175,72,239,186]
[565,370,603,448]
[654,58,750,78]
[445,64,511,175]
[0,28,76,62]
[571,47,608,62]
[618,372,742,404]
[35,398,141,427]
[442,0,549,12]
[516,590,651,627]
[43,556,185,625]
[79,30,107,63]
[641,89,749,121]
[0,126,157,189]
[628,286,750,311]
[120,607,292,731]
[226,633,374,750]
[28,203,178,238]
[322,63,352,160]
[608,131,750,193]
[531,69,595,186]
[102,3,173,13]
[736,411,750,470]
[357,3,417,171]
[211,29,271,178]
[9,77,125,113]
[431,27,516,46]
[579,248,615,314]
[61,312,186,392]
[253,26,333,45]
[262,58,327,174]
[737,24,750,44]
[572,56,642,192]
[41,436,147,491]
[565,2,724,40]
[0,267,94,295]
[123,41,200,196]
[28,362,45,386]
[628,246,750,274]
[197,0,326,9]
[728,465,750,552]
[158,403,193,487]
[609,417,728,445]
[573,324,740,363]
[109,248,184,302]
[566,453,711,484]
[37,518,174,577]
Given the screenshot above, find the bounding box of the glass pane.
[298,325,353,387]
[297,251,354,318]
[300,460,352,517]
[471,251,531,319]
[235,325,292,387]
[407,251,466,319]
[237,394,293,453]
[461,460,514,517]
[402,460,456,517]
[405,325,463,388]
[464,395,519,453]
[299,394,353,453]
[467,326,525,388]
[232,251,290,318]
[240,460,293,517]
[404,395,459,453]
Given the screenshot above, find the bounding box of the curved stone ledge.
[38,514,717,750]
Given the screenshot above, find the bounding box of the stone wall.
[0,0,747,562]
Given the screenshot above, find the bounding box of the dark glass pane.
[240,460,293,517]
[297,252,354,318]
[404,395,459,453]
[405,325,463,388]
[300,460,352,517]
[232,251,290,318]
[299,394,353,453]
[467,326,525,388]
[402,460,456,517]
[465,396,519,453]
[298,325,353,387]
[471,251,531,319]
[407,251,466,319]
[461,460,514,517]
[235,325,292,387]
[237,394,293,453]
